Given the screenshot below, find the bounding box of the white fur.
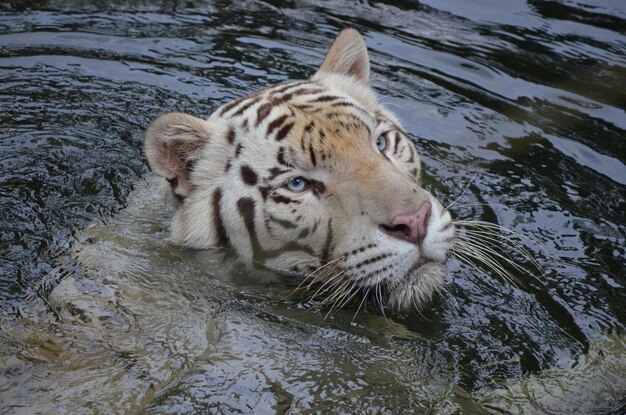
[144,29,456,312]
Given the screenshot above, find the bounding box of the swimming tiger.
[144,29,455,312]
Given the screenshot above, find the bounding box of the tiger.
[144,28,455,312]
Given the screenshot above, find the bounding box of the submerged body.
[144,29,455,310]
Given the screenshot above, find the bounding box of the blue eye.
[376,135,388,151]
[286,176,309,192]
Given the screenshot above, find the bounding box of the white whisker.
[376,283,390,325]
[453,245,521,289]
[453,219,546,288]
[352,286,371,322]
[446,173,479,210]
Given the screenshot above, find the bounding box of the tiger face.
[144,29,454,311]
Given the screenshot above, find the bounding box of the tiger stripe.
[275,122,294,141]
[240,165,258,186]
[145,29,453,313]
[212,188,230,248]
[267,114,289,136]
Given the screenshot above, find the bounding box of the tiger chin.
[144,29,455,313]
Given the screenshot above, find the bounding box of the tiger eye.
[287,176,309,192]
[376,135,388,151]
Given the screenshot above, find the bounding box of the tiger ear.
[315,28,370,83]
[144,112,212,198]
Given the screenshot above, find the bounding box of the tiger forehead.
[217,80,377,134]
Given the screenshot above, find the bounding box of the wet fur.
[144,29,457,312]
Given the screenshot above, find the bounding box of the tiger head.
[144,29,455,311]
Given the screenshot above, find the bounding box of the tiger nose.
[381,201,431,246]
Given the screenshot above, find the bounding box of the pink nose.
[381,201,431,245]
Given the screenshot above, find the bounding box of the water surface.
[1,1,625,413]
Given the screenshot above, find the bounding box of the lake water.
[1,1,625,413]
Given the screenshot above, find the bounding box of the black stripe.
[234,143,243,158]
[232,96,261,117]
[219,95,247,116]
[340,113,372,136]
[255,102,272,126]
[273,93,294,106]
[287,87,325,96]
[236,197,259,259]
[257,89,302,127]
[393,132,400,155]
[330,101,356,108]
[304,121,315,134]
[309,95,341,103]
[293,104,317,112]
[297,227,311,239]
[342,243,376,259]
[308,143,317,167]
[331,100,373,119]
[267,114,289,136]
[226,127,236,145]
[268,80,309,95]
[212,188,230,248]
[271,194,300,204]
[240,165,258,186]
[237,196,313,263]
[360,266,391,282]
[275,122,294,141]
[320,219,334,264]
[407,146,415,163]
[310,179,325,198]
[303,122,315,151]
[267,167,288,180]
[268,214,297,229]
[354,253,392,269]
[277,147,288,166]
[258,186,270,200]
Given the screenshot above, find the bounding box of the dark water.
[1,1,625,413]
